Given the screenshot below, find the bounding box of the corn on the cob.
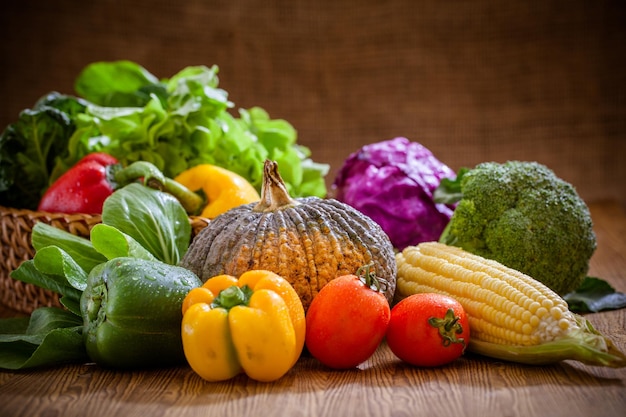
[396,242,626,367]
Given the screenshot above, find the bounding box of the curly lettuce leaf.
[72,62,328,197]
[75,60,164,107]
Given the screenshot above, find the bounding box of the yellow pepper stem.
[212,285,252,310]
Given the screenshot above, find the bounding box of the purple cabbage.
[331,137,456,250]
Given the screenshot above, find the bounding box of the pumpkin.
[180,159,397,311]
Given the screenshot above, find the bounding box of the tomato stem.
[356,264,388,293]
[428,308,466,350]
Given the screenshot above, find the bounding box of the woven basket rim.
[1,204,209,314]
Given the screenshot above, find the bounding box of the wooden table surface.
[1,201,625,417]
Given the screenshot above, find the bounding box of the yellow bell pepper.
[181,270,305,382]
[174,164,260,219]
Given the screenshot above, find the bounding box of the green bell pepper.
[80,257,202,368]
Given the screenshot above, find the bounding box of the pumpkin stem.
[254,160,299,212]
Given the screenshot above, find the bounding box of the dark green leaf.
[101,183,191,265]
[26,307,82,335]
[10,260,82,303]
[32,222,107,273]
[0,327,87,370]
[0,307,86,370]
[32,246,88,291]
[0,95,82,209]
[0,316,29,336]
[90,223,157,261]
[564,276,626,313]
[59,296,82,317]
[433,167,469,205]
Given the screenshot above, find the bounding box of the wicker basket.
[0,205,209,315]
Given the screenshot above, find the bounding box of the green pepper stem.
[161,178,205,215]
[113,161,204,215]
[113,161,167,189]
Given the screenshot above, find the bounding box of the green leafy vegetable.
[90,224,156,261]
[0,61,329,210]
[0,308,87,370]
[31,222,107,273]
[32,246,89,293]
[11,255,84,315]
[564,277,626,313]
[0,183,198,370]
[0,93,87,208]
[74,59,162,107]
[101,183,190,265]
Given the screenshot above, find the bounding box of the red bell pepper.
[37,152,203,215]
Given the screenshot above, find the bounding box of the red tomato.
[386,293,469,367]
[305,266,391,369]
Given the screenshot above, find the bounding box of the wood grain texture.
[0,201,625,417]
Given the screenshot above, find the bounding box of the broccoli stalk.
[435,161,596,296]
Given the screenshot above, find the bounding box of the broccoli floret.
[439,161,596,295]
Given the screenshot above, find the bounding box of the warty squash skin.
[180,160,397,311]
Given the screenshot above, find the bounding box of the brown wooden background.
[1,0,624,206]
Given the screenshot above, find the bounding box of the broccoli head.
[439,160,596,295]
